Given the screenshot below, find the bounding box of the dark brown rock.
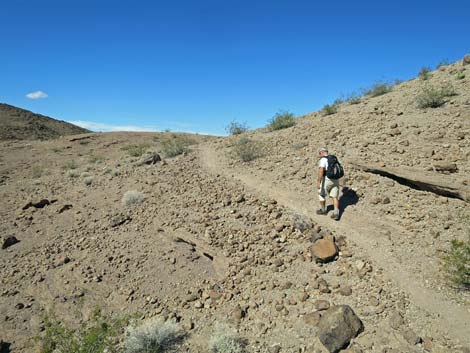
[318,305,364,353]
[2,236,19,250]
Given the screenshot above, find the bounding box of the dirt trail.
[199,143,470,346]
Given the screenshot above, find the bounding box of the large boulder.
[310,238,338,263]
[318,305,364,353]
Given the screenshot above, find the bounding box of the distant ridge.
[0,103,90,141]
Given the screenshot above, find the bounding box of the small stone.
[339,286,352,296]
[402,329,422,345]
[389,311,404,330]
[315,300,330,311]
[304,311,322,326]
[274,223,285,232]
[194,300,203,309]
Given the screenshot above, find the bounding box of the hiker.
[316,147,343,220]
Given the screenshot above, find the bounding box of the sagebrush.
[123,318,184,353]
[122,191,145,206]
[209,324,247,353]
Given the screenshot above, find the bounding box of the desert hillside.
[1,57,469,353]
[0,103,90,141]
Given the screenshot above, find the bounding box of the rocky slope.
[0,103,90,140]
[1,57,470,353]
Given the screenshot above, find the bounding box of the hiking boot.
[330,211,340,221]
[316,209,327,215]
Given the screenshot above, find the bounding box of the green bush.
[457,72,466,80]
[364,82,393,97]
[225,120,249,135]
[209,324,247,353]
[266,110,296,131]
[232,137,262,162]
[416,83,457,108]
[37,309,125,353]
[123,318,184,353]
[443,217,470,288]
[321,104,338,116]
[161,136,194,158]
[419,67,432,80]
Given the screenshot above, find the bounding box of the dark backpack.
[323,155,344,180]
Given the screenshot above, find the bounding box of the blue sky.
[1,0,469,135]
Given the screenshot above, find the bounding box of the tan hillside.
[0,103,90,141]
[1,57,469,353]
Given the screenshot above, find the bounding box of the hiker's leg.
[329,181,340,218]
[317,185,327,214]
[333,197,339,213]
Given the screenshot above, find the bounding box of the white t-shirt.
[318,157,330,181]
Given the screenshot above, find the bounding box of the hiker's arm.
[317,167,324,188]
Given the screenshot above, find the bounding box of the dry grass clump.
[122,143,151,157]
[89,155,106,164]
[208,324,247,353]
[266,110,295,131]
[225,120,249,135]
[123,318,184,353]
[64,160,78,170]
[83,176,94,186]
[419,67,432,80]
[67,170,79,178]
[416,83,457,108]
[231,137,263,162]
[122,191,145,206]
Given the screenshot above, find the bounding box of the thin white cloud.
[67,120,159,132]
[26,90,48,99]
